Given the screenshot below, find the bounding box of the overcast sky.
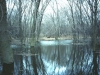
[44,0,69,14]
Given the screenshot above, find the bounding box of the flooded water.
[12,40,100,75]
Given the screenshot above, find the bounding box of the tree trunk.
[90,0,98,75]
[30,1,51,75]
[30,1,41,75]
[19,0,23,75]
[0,0,14,75]
[92,0,98,74]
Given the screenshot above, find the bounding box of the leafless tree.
[0,0,14,75]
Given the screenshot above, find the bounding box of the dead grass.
[39,36,73,41]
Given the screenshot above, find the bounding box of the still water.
[13,40,99,75]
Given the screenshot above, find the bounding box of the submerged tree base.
[2,62,14,75]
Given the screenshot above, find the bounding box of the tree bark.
[92,0,98,75]
[88,0,99,75]
[18,0,23,75]
[0,0,14,75]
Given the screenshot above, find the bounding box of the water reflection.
[13,40,100,75]
[40,40,73,66]
[40,40,94,75]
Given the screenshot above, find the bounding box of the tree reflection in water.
[12,40,100,75]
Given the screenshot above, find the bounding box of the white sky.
[44,0,69,14]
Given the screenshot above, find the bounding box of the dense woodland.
[0,0,100,75]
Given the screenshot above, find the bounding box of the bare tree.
[30,0,51,75]
[0,0,14,75]
[68,0,77,42]
[88,0,99,75]
[18,0,24,75]
[31,0,51,42]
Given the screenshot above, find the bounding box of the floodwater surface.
[13,40,100,75]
